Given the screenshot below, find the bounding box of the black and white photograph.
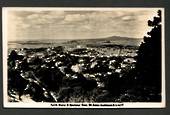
[2,7,165,108]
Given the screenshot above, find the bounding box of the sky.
[4,8,159,41]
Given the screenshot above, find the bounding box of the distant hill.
[65,36,142,47]
[8,36,143,49]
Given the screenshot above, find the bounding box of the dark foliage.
[135,10,162,101]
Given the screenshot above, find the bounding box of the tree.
[136,10,162,93]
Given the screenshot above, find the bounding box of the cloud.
[23,11,65,28]
[6,9,159,41]
[121,16,134,21]
[20,23,30,29]
[27,13,39,19]
[64,14,87,22]
[58,13,88,26]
